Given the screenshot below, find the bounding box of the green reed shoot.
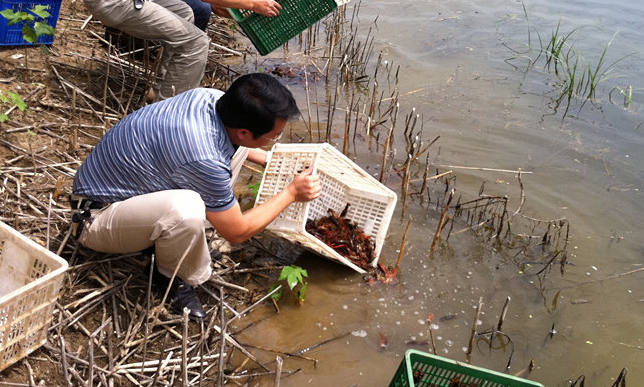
[507,3,637,107]
[609,85,635,108]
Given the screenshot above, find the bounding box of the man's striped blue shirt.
[73,88,238,211]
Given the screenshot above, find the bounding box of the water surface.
[233,0,644,385]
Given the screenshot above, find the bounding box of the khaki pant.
[79,147,250,285]
[84,0,210,100]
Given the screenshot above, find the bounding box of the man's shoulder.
[183,87,225,100]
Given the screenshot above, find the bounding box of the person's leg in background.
[84,0,210,100]
[180,0,212,30]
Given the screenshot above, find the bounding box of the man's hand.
[207,165,320,244]
[252,0,282,17]
[287,165,321,202]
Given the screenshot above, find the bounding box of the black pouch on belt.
[70,195,106,239]
[71,210,92,239]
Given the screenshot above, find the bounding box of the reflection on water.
[237,0,644,386]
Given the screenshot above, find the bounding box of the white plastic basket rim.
[0,221,68,306]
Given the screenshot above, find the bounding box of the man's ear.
[230,128,252,142]
[237,128,253,140]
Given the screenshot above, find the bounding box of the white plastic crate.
[255,143,397,273]
[0,221,68,371]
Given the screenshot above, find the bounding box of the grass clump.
[504,2,638,115]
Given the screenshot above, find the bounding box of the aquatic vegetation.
[269,265,308,305]
[504,3,638,118]
[609,85,637,108]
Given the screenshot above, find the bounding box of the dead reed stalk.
[395,216,413,270]
[430,188,454,254]
[466,297,483,360]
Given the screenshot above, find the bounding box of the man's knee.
[188,32,210,54]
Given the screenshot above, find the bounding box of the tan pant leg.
[79,190,212,285]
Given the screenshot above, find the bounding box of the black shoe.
[148,264,206,321]
[210,249,223,262]
[170,279,207,321]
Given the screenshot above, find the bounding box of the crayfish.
[367,263,397,285]
[305,204,375,271]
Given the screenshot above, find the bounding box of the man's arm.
[206,0,282,17]
[246,148,268,167]
[207,166,320,243]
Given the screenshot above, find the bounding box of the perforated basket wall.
[0,221,68,371]
[0,0,62,46]
[388,350,546,387]
[255,143,397,273]
[227,0,338,55]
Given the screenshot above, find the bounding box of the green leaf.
[269,284,282,301]
[248,181,260,197]
[18,12,34,24]
[278,265,307,290]
[0,113,9,122]
[1,9,33,25]
[9,92,27,111]
[34,21,56,37]
[0,8,16,20]
[287,275,298,290]
[30,5,51,19]
[278,266,291,281]
[22,25,37,43]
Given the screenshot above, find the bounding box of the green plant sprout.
[269,265,308,305]
[1,5,57,44]
[609,85,635,108]
[0,89,27,122]
[247,180,261,197]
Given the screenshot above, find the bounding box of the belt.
[69,194,108,211]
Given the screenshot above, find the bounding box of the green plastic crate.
[388,350,545,387]
[227,0,338,55]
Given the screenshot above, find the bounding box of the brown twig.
[430,188,454,254]
[466,297,483,360]
[274,356,283,387]
[182,308,189,387]
[395,216,413,270]
[426,315,437,355]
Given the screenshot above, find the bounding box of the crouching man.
[72,73,320,320]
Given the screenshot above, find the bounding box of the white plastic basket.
[0,221,68,371]
[255,143,397,273]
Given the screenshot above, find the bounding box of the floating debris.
[378,332,388,351]
[439,314,458,322]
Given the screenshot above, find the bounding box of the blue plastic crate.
[0,0,62,46]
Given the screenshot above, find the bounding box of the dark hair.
[216,73,300,137]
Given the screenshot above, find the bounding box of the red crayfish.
[305,204,375,271]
